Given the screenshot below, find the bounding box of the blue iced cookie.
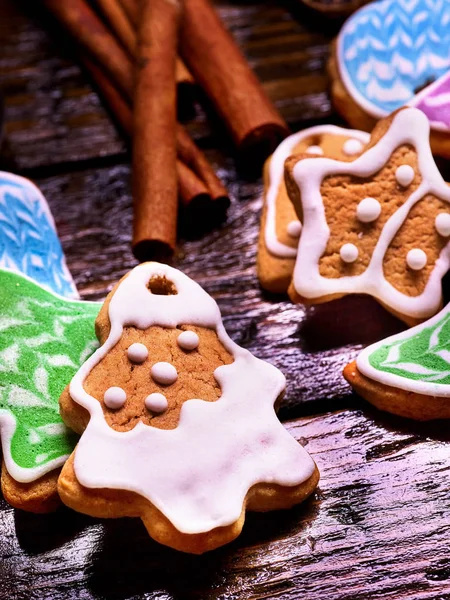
[331,0,450,156]
[0,171,78,298]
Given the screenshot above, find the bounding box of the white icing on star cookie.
[396,165,415,187]
[343,139,364,156]
[435,213,450,237]
[290,108,450,320]
[69,263,316,535]
[286,220,302,238]
[306,145,324,155]
[356,197,381,223]
[406,248,427,271]
[340,243,359,263]
[264,126,370,259]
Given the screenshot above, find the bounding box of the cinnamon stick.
[132,0,181,262]
[42,0,229,231]
[80,55,133,133]
[116,0,194,86]
[176,59,195,87]
[176,125,230,217]
[82,55,215,222]
[95,0,136,57]
[42,0,134,99]
[180,0,289,163]
[118,0,138,27]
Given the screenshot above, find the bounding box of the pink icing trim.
[410,71,450,132]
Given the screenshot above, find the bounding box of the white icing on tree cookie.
[177,331,199,351]
[127,343,148,363]
[145,392,168,413]
[356,197,381,223]
[69,263,316,535]
[104,387,127,409]
[264,126,370,259]
[290,108,450,320]
[151,362,178,385]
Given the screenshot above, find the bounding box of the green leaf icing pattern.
[357,304,450,396]
[0,269,100,481]
[368,311,450,383]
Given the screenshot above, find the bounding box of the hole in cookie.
[147,275,178,296]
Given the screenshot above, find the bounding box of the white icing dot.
[286,220,302,238]
[306,145,324,155]
[406,248,427,271]
[435,213,450,237]
[340,243,359,263]
[356,197,381,223]
[127,342,148,363]
[104,387,127,409]
[177,330,199,351]
[145,392,168,414]
[343,139,364,156]
[395,165,415,187]
[151,362,178,385]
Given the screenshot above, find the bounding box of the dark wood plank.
[2,409,450,599]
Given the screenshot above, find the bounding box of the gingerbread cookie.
[0,171,78,298]
[58,263,319,554]
[284,107,450,325]
[344,300,450,421]
[258,125,369,293]
[329,0,450,158]
[0,270,99,512]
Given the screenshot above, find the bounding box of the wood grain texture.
[1,409,450,599]
[1,0,450,598]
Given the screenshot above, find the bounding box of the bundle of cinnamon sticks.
[41,0,290,262]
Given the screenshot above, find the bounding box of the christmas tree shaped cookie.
[0,269,99,512]
[258,125,369,293]
[0,171,78,299]
[285,107,450,325]
[58,263,319,554]
[344,300,450,420]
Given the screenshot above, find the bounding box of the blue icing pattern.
[338,0,450,117]
[0,172,78,299]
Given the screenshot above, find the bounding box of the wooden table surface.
[1,1,450,599]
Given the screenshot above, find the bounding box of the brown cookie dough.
[344,360,450,421]
[1,465,61,513]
